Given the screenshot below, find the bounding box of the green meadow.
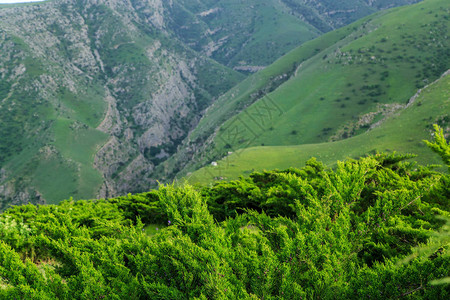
[188,70,449,184]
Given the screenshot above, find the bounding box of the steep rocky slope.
[0,0,243,208]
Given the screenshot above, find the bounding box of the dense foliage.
[0,127,449,299]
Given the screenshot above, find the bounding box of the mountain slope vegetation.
[0,127,448,298]
[169,0,449,181]
[188,70,449,183]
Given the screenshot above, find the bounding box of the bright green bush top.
[0,127,449,299]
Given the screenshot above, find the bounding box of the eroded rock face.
[0,168,43,211]
[0,0,242,206]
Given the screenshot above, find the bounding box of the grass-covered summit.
[0,126,448,299]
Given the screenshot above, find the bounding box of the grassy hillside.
[188,71,449,183]
[171,0,449,180]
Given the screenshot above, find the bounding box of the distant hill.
[167,0,449,183]
[166,0,421,68]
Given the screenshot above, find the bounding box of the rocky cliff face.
[0,0,243,206]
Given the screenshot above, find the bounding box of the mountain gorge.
[0,0,438,208]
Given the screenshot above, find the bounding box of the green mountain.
[0,1,449,296]
[0,0,424,208]
[167,0,449,183]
